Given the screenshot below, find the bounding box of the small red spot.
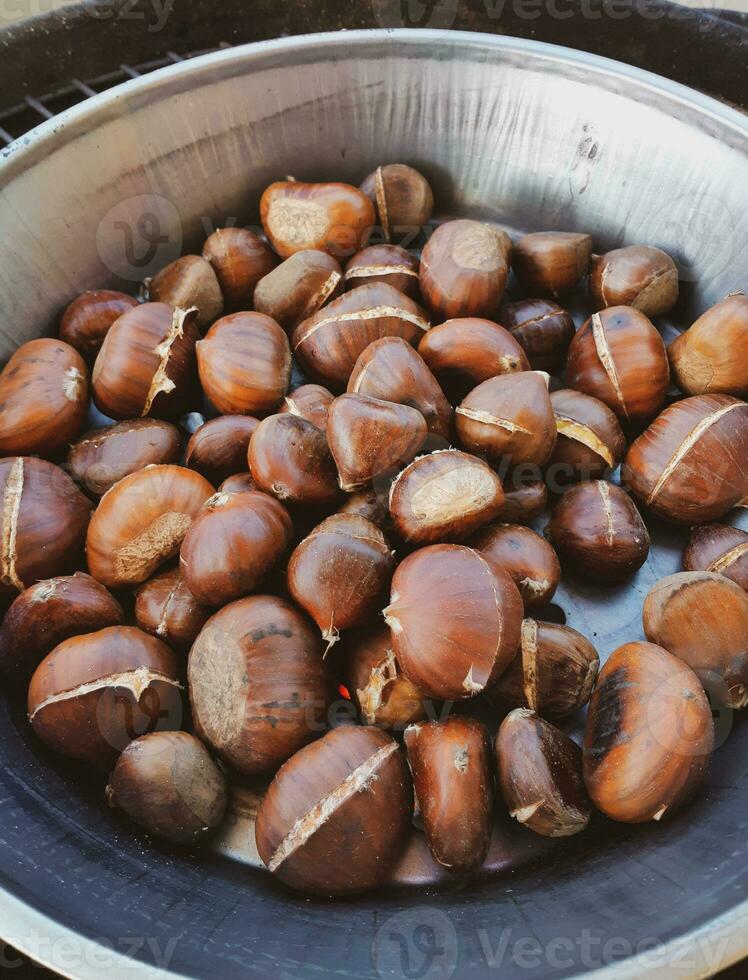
[338,684,352,700]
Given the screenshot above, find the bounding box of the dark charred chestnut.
[468,523,560,610]
[548,389,626,488]
[248,414,339,507]
[360,164,434,241]
[512,231,592,299]
[589,245,679,316]
[134,566,211,653]
[280,384,334,432]
[185,415,259,485]
[344,245,420,298]
[668,293,748,398]
[499,298,575,372]
[683,523,748,592]
[148,255,224,330]
[202,227,276,311]
[60,290,139,363]
[344,626,427,729]
[253,250,342,331]
[69,419,182,497]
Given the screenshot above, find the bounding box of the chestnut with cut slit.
[344,245,420,298]
[468,523,560,610]
[60,290,139,363]
[548,389,626,487]
[668,293,748,398]
[148,255,224,330]
[500,298,575,372]
[344,626,426,729]
[185,415,259,485]
[253,250,342,331]
[360,164,434,241]
[512,231,592,299]
[589,245,679,316]
[280,385,334,432]
[683,523,748,592]
[134,567,211,653]
[202,227,276,311]
[248,413,339,507]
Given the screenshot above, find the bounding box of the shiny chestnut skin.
[292,283,430,390]
[344,626,426,729]
[0,457,92,595]
[497,480,548,525]
[0,573,124,692]
[28,626,183,769]
[253,250,342,332]
[60,290,139,363]
[180,490,293,606]
[86,465,214,589]
[218,472,257,494]
[545,481,649,582]
[405,716,493,872]
[548,389,626,488]
[347,336,452,440]
[106,731,227,844]
[69,419,182,497]
[668,294,748,398]
[260,180,375,258]
[0,339,88,459]
[384,544,523,700]
[185,415,259,485]
[455,371,557,470]
[468,523,560,610]
[196,312,291,416]
[496,709,591,838]
[622,394,748,524]
[583,641,713,823]
[255,726,412,895]
[566,306,670,424]
[280,384,334,432]
[420,220,509,321]
[683,523,748,592]
[487,619,599,720]
[512,231,592,299]
[287,514,394,646]
[499,298,575,372]
[188,595,330,774]
[643,571,748,708]
[589,245,679,316]
[344,245,420,298]
[148,255,224,330]
[418,317,530,403]
[389,450,504,545]
[337,487,390,530]
[248,414,339,507]
[134,566,210,653]
[327,394,427,492]
[92,304,199,421]
[360,164,434,241]
[202,227,276,311]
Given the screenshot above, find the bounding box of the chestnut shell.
[69,419,182,497]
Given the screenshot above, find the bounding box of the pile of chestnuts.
[0,161,746,898]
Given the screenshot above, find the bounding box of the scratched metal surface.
[0,30,747,980]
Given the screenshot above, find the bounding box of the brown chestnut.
[344,626,426,729]
[420,220,509,320]
[512,231,592,299]
[360,164,434,241]
[327,394,427,492]
[180,491,292,606]
[336,487,390,530]
[148,255,224,330]
[0,573,124,692]
[417,317,530,403]
[405,716,493,871]
[92,303,199,421]
[496,709,591,837]
[134,566,211,653]
[28,626,183,769]
[106,731,227,843]
[60,290,139,363]
[280,384,334,432]
[202,227,276,311]
[548,389,626,487]
[497,480,548,525]
[287,514,394,647]
[218,472,258,494]
[69,418,182,497]
[389,449,504,545]
[583,641,713,822]
[566,307,670,424]
[196,312,291,416]
[499,298,575,372]
[0,339,88,459]
[683,523,748,592]
[383,544,523,700]
[347,336,452,439]
[248,414,339,507]
[86,465,214,589]
[188,595,330,774]
[622,394,748,524]
[344,245,420,298]
[589,244,679,316]
[668,293,748,397]
[292,283,430,390]
[468,523,560,610]
[185,415,259,485]
[255,726,411,895]
[253,250,342,331]
[545,482,649,582]
[643,571,748,708]
[260,180,375,258]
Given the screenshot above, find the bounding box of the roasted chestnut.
[497,480,549,525]
[202,227,276,310]
[185,415,259,485]
[218,472,258,494]
[360,164,434,241]
[683,523,748,592]
[344,626,426,729]
[253,250,342,331]
[389,450,504,545]
[0,339,88,459]
[60,290,139,363]
[280,384,334,432]
[134,566,211,653]
[405,716,493,871]
[106,731,227,843]
[499,298,575,372]
[336,487,390,529]
[589,245,679,316]
[188,595,330,774]
[496,709,591,837]
[643,571,748,708]
[383,544,523,700]
[547,389,626,488]
[255,726,412,895]
[344,245,420,298]
[512,231,592,299]
[196,312,291,416]
[28,626,183,769]
[583,641,713,822]
[668,293,748,397]
[148,255,224,329]
[86,465,214,589]
[248,414,339,506]
[468,523,560,610]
